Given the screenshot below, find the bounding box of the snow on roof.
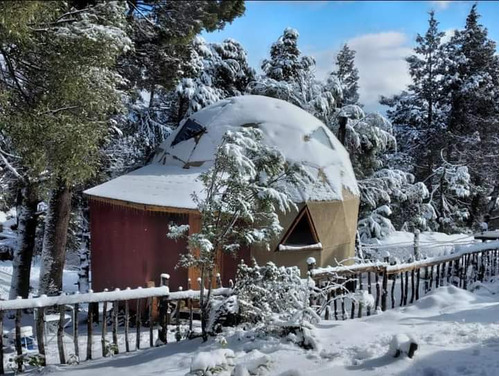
[85,95,359,209]
[85,164,206,209]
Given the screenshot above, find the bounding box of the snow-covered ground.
[0,262,79,300]
[363,231,476,262]
[33,277,498,376]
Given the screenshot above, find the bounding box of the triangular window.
[171,119,206,147]
[309,127,334,150]
[278,207,321,251]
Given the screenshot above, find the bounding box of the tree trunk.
[78,208,90,293]
[202,278,213,341]
[9,185,39,299]
[337,116,348,146]
[39,184,72,295]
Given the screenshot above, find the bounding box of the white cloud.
[349,32,412,111]
[431,1,451,10]
[308,31,412,112]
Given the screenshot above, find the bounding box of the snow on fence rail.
[0,278,232,375]
[309,240,499,321]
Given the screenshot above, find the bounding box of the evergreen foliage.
[382,11,447,182]
[382,5,498,233]
[334,44,360,106]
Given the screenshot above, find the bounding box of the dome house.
[84,95,359,291]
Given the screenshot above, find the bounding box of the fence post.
[436,263,441,288]
[333,290,338,320]
[381,268,388,311]
[307,257,316,273]
[410,269,415,304]
[367,272,372,316]
[413,230,420,261]
[58,303,66,364]
[159,275,169,345]
[73,302,79,359]
[135,297,141,350]
[479,252,485,282]
[399,272,404,306]
[391,274,396,309]
[0,310,3,375]
[357,274,363,318]
[112,297,119,354]
[86,296,93,360]
[187,278,193,333]
[404,271,409,306]
[350,278,355,320]
[124,289,130,352]
[101,294,108,357]
[36,306,46,365]
[15,306,23,372]
[415,268,420,300]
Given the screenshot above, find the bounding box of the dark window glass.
[284,213,316,245]
[171,119,205,146]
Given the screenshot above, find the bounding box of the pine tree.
[251,28,340,125]
[175,37,255,118]
[121,0,245,99]
[261,28,305,83]
[334,44,360,106]
[441,4,499,228]
[381,11,447,182]
[429,162,471,233]
[0,1,132,295]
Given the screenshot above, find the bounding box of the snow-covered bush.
[190,349,235,375]
[234,261,315,326]
[209,260,322,350]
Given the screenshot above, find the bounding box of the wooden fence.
[309,241,499,320]
[0,277,232,374]
[0,240,497,374]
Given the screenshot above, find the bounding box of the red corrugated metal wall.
[89,199,189,292]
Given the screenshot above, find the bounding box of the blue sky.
[203,1,499,112]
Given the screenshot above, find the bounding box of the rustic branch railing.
[309,240,499,321]
[0,240,497,374]
[0,282,232,374]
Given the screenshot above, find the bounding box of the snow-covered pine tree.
[440,4,499,229]
[334,105,432,239]
[381,11,447,182]
[120,0,245,98]
[175,37,255,118]
[343,108,398,240]
[168,128,306,340]
[428,160,471,233]
[250,28,340,125]
[0,1,133,295]
[115,0,245,151]
[262,28,305,83]
[334,44,360,106]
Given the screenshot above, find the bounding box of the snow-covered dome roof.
[85,95,358,209]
